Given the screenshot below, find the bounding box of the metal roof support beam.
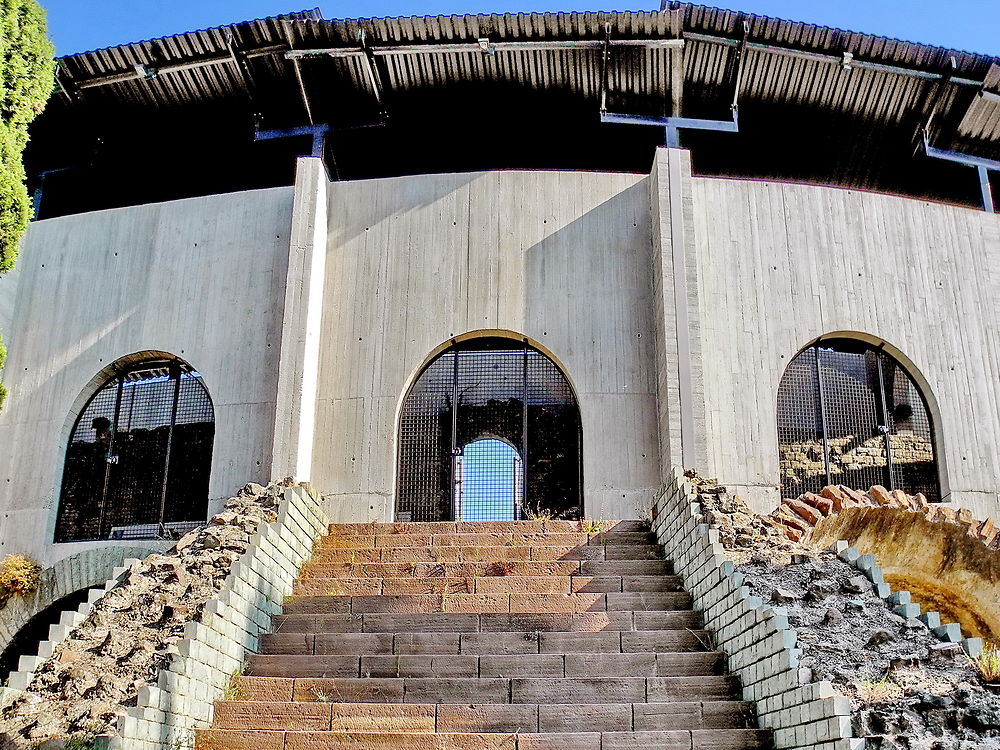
[72,45,286,90]
[669,12,685,118]
[598,23,611,113]
[684,32,985,88]
[601,110,738,148]
[729,22,749,111]
[359,32,387,119]
[256,124,331,157]
[923,133,999,212]
[285,38,685,60]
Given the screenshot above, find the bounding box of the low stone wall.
[111,485,328,750]
[772,484,998,549]
[652,468,857,750]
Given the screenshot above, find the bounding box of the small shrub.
[0,553,40,595]
[63,731,97,750]
[970,643,1000,682]
[581,519,602,534]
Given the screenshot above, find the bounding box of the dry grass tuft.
[969,643,1000,682]
[0,554,41,595]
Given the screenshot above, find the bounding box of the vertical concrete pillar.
[269,157,328,482]
[649,147,707,480]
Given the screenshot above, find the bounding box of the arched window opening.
[56,357,215,542]
[777,339,939,502]
[397,337,582,522]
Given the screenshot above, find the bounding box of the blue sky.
[41,1,1000,57]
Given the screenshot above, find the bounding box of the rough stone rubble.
[0,479,293,749]
[691,473,1000,750]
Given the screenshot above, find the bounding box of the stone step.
[231,675,741,704]
[299,561,671,579]
[271,610,703,634]
[196,727,770,750]
[309,544,665,564]
[245,652,725,678]
[292,574,682,597]
[324,532,656,549]
[276,592,693,614]
[212,700,756,732]
[261,629,714,656]
[329,521,651,535]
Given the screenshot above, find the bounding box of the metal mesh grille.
[397,339,581,522]
[777,341,939,502]
[56,361,215,542]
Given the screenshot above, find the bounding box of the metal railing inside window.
[776,340,939,502]
[55,359,215,542]
[397,338,582,522]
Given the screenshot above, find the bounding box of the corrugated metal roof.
[49,4,1000,156]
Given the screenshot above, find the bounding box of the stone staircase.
[196,521,772,749]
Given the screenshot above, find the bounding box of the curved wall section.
[313,170,659,521]
[0,187,294,567]
[693,177,1000,516]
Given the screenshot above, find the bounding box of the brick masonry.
[651,468,861,750]
[772,484,999,549]
[109,487,329,750]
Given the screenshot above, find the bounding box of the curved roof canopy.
[28,4,1000,215]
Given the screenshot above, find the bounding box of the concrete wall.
[0,188,294,567]
[312,170,660,522]
[691,176,1000,517]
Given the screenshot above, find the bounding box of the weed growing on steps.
[525,503,555,521]
[222,664,250,700]
[310,686,338,702]
[581,519,603,534]
[488,561,514,576]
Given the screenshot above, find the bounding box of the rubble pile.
[689,473,1000,750]
[0,479,292,749]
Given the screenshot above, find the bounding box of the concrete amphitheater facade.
[0,3,998,654]
[0,149,997,575]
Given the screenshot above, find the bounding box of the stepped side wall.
[652,469,858,750]
[111,486,328,750]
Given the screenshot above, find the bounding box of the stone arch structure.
[776,333,943,503]
[54,352,215,543]
[0,546,158,657]
[395,333,582,522]
[773,483,1000,640]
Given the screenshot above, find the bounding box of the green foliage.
[0,0,54,271]
[0,0,53,410]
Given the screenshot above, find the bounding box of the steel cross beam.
[923,132,999,212]
[255,123,331,157]
[600,109,739,148]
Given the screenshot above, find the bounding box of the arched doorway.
[397,337,582,522]
[55,355,215,542]
[776,337,940,501]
